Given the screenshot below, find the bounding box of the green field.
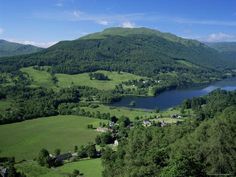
[16,159,102,177]
[21,67,56,89]
[57,70,144,90]
[58,159,102,177]
[82,105,187,123]
[82,104,157,120]
[21,67,144,90]
[0,115,107,160]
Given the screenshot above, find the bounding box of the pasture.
[0,115,107,160]
[21,67,56,89]
[16,158,102,177]
[82,104,157,120]
[21,66,144,90]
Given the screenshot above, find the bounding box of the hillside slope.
[0,28,233,77]
[207,42,236,66]
[0,39,43,57]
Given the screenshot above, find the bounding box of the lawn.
[0,115,107,160]
[16,158,102,177]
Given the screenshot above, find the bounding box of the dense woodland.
[101,90,236,177]
[0,83,121,124]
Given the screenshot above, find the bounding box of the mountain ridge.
[0,39,43,57]
[0,27,234,76]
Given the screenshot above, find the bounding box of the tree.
[86,144,97,158]
[95,135,101,145]
[160,154,207,177]
[110,116,118,123]
[37,148,51,167]
[54,148,61,156]
[74,145,78,152]
[118,116,130,127]
[73,169,80,176]
[96,132,113,145]
[7,164,18,177]
[155,108,160,113]
[87,124,93,129]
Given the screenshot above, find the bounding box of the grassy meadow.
[56,70,144,90]
[0,115,107,160]
[82,104,157,120]
[21,66,144,90]
[82,105,188,122]
[16,159,102,177]
[58,159,102,177]
[21,67,57,89]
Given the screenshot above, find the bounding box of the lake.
[111,77,236,110]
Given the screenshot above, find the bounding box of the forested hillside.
[0,28,233,75]
[102,89,236,177]
[207,42,236,66]
[0,39,43,57]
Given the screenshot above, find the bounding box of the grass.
[82,104,157,120]
[56,70,144,90]
[21,67,145,91]
[16,158,102,177]
[0,115,107,160]
[82,104,186,123]
[20,67,56,89]
[16,161,63,177]
[58,158,102,177]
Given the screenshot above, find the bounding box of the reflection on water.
[111,77,236,110]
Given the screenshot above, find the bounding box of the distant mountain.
[0,40,43,57]
[0,28,234,77]
[206,42,236,66]
[44,27,232,71]
[206,42,236,52]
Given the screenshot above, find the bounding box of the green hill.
[206,42,236,66]
[0,39,43,57]
[0,27,233,79]
[206,42,236,52]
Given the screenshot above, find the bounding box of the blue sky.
[0,0,236,47]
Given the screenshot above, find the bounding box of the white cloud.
[73,10,83,18]
[121,21,136,28]
[0,28,4,35]
[200,33,236,42]
[7,39,57,48]
[96,20,109,25]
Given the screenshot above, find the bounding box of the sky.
[0,0,236,48]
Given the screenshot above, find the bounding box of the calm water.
[111,77,236,110]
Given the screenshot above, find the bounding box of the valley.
[0,27,235,177]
